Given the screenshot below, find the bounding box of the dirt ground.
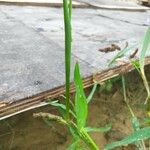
[0,65,150,150]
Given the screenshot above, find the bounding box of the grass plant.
[33,0,150,149]
[34,0,110,149]
[104,27,150,150]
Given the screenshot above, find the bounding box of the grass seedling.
[34,62,111,150]
[34,0,111,149]
[134,27,150,115]
[104,27,150,150]
[109,26,150,116]
[103,75,150,150]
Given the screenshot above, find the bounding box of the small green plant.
[97,76,121,93]
[34,0,110,149]
[33,0,150,149]
[104,27,150,150]
[132,27,150,116]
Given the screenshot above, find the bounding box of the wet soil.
[0,65,150,150]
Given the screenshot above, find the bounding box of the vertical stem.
[140,69,150,117]
[121,75,135,117]
[122,75,147,150]
[63,0,72,120]
[141,70,150,100]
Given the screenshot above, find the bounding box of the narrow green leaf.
[69,126,80,141]
[109,44,137,66]
[84,124,111,133]
[74,67,87,129]
[74,63,86,100]
[67,139,80,150]
[104,127,150,150]
[49,100,76,118]
[140,26,150,69]
[74,63,88,129]
[87,83,98,103]
[131,117,145,149]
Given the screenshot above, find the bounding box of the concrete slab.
[0,0,149,11]
[0,0,79,4]
[0,5,149,118]
[0,0,87,8]
[76,0,139,6]
[75,0,150,11]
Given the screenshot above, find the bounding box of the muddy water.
[0,66,150,150]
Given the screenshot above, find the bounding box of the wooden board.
[0,5,150,119]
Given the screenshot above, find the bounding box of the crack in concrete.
[97,13,149,27]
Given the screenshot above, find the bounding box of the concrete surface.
[0,5,149,103]
[75,0,140,6]
[0,0,84,6]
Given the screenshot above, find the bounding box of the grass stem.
[63,0,72,121]
[122,75,147,150]
[121,75,135,117]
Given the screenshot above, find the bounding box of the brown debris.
[99,43,121,53]
[124,41,129,49]
[129,48,138,59]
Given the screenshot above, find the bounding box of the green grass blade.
[74,63,88,129]
[121,75,135,117]
[140,26,150,69]
[84,124,111,133]
[74,63,86,100]
[104,127,150,150]
[87,83,98,103]
[49,100,76,118]
[108,44,137,66]
[63,0,72,120]
[131,117,145,149]
[67,139,81,150]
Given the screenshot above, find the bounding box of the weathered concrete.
[0,0,87,8]
[76,0,139,6]
[0,5,149,105]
